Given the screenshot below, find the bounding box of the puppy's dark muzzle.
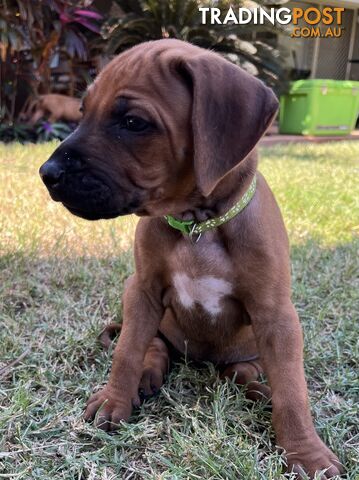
[39,159,65,193]
[39,145,127,220]
[39,146,86,197]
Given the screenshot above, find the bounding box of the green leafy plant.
[0,0,103,125]
[0,123,35,143]
[102,0,290,90]
[35,121,73,142]
[0,121,74,143]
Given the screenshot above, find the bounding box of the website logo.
[199,7,345,38]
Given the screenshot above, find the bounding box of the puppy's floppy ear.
[178,52,278,196]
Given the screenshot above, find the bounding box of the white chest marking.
[173,273,232,318]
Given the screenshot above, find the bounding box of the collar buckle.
[189,223,202,243]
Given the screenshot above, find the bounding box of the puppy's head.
[39,39,278,220]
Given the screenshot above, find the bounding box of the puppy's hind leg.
[220,360,271,402]
[99,323,122,350]
[99,326,169,399]
[138,336,170,399]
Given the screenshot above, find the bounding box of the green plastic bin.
[279,79,359,136]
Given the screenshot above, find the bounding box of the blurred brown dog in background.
[20,93,81,124]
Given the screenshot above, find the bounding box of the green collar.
[164,175,257,239]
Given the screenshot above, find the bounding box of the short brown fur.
[40,40,343,479]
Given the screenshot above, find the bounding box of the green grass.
[0,141,358,479]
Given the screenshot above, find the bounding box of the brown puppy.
[39,39,343,478]
[20,94,82,124]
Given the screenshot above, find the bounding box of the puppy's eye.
[120,115,150,132]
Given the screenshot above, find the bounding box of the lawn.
[0,141,358,479]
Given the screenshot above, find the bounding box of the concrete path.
[260,129,359,146]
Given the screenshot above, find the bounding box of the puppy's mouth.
[62,203,123,220]
[45,172,140,221]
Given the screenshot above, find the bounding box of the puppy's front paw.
[285,438,343,479]
[84,385,139,431]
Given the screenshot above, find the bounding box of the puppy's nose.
[39,160,65,187]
